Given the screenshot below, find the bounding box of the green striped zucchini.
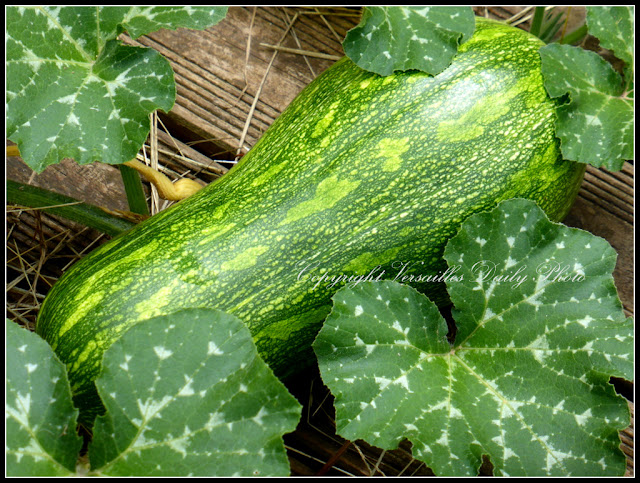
[36,17,585,424]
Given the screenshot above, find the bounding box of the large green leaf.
[6,320,83,476]
[586,6,634,67]
[89,308,302,476]
[539,18,633,171]
[313,199,632,476]
[6,6,227,172]
[343,6,475,76]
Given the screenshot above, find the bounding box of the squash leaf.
[343,6,475,76]
[6,6,227,173]
[539,7,633,171]
[89,308,302,476]
[586,6,634,68]
[6,320,83,476]
[313,199,633,476]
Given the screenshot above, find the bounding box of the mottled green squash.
[36,17,585,423]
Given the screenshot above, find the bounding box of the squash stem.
[7,180,138,237]
[119,163,150,215]
[529,7,546,38]
[558,24,588,45]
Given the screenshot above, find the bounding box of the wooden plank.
[120,7,358,158]
[7,155,131,213]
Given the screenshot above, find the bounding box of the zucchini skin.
[36,18,585,423]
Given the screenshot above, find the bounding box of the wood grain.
[120,7,356,158]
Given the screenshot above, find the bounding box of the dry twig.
[235,12,300,160]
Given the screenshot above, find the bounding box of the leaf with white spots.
[6,320,83,476]
[6,6,227,172]
[313,199,632,476]
[89,308,301,476]
[539,37,633,171]
[585,7,633,68]
[343,6,475,76]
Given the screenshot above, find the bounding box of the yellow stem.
[7,145,204,202]
[123,159,204,201]
[6,144,21,157]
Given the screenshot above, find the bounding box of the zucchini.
[36,17,585,424]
